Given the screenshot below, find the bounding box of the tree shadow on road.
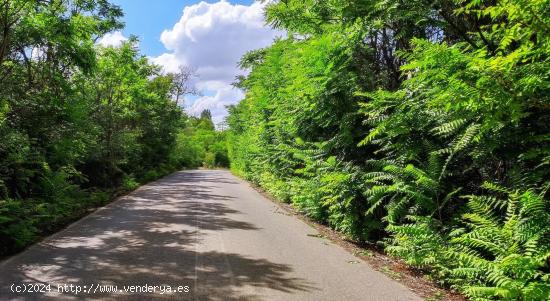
[154,170,241,185]
[0,171,317,300]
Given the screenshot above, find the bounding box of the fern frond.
[432,118,468,138]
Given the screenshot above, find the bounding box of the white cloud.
[151,0,282,124]
[187,82,245,125]
[97,31,128,47]
[151,53,181,73]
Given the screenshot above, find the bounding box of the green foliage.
[386,216,448,274]
[227,0,550,299]
[170,111,229,169]
[449,187,550,301]
[386,187,550,300]
[0,0,227,256]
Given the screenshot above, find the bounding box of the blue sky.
[111,0,255,57]
[99,0,279,125]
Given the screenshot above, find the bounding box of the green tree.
[0,0,216,256]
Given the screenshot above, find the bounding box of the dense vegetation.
[227,0,549,300]
[0,0,226,256]
[1,0,548,299]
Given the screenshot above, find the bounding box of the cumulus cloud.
[187,83,245,124]
[151,0,282,124]
[97,30,128,47]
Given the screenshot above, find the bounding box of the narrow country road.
[0,170,421,301]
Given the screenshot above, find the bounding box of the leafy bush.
[227,0,550,299]
[449,187,550,300]
[0,199,37,255]
[203,152,216,169]
[122,175,140,191]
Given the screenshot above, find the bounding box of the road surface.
[0,170,421,300]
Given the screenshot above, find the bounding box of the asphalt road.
[0,170,421,301]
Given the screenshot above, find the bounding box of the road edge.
[0,170,188,265]
[229,170,466,301]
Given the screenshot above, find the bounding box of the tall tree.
[169,65,199,106]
